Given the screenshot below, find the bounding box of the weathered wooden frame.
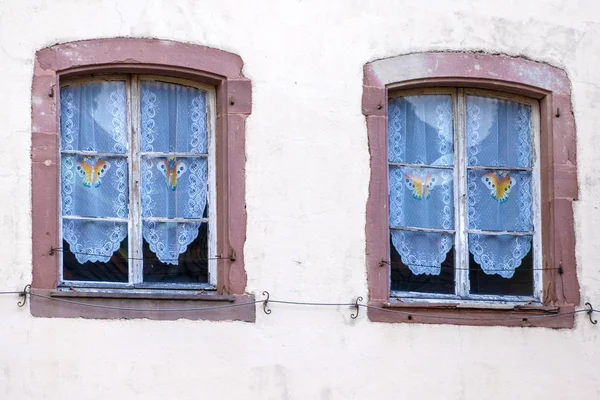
[363,52,579,328]
[57,75,218,290]
[388,88,543,303]
[31,38,253,321]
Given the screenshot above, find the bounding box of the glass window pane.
[388,95,453,165]
[468,234,532,280]
[140,81,208,154]
[142,222,208,283]
[61,220,128,279]
[141,156,207,219]
[62,238,128,282]
[468,170,532,232]
[469,237,533,296]
[61,155,129,218]
[391,236,454,294]
[390,231,454,279]
[467,96,532,168]
[389,166,454,230]
[141,221,205,267]
[60,81,128,153]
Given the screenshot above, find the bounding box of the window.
[31,38,253,320]
[388,89,541,301]
[363,52,579,327]
[59,76,217,289]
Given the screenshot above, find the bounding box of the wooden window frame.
[58,75,219,290]
[363,52,579,328]
[31,38,253,321]
[389,88,542,303]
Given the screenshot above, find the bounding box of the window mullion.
[207,88,218,286]
[455,89,469,297]
[129,75,144,285]
[531,100,543,301]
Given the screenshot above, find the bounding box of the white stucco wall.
[1,0,600,398]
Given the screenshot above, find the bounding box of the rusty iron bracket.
[262,291,271,315]
[585,302,597,325]
[17,284,31,307]
[351,296,363,319]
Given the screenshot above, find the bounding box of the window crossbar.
[140,152,208,158]
[142,217,209,223]
[467,165,533,172]
[60,150,128,157]
[467,229,534,236]
[389,225,455,234]
[388,162,453,170]
[62,215,128,223]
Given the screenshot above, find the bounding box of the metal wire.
[383,260,561,272]
[55,248,559,272]
[28,292,262,312]
[52,247,231,263]
[269,300,355,307]
[0,289,596,323]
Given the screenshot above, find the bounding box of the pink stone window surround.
[31,38,253,321]
[363,52,579,328]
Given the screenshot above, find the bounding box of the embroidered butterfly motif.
[404,174,436,200]
[157,157,187,191]
[481,171,516,203]
[76,157,111,188]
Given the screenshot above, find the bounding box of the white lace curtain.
[467,96,533,278]
[60,80,209,265]
[388,94,533,278]
[60,81,129,263]
[388,95,454,275]
[140,81,208,265]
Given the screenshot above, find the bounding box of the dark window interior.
[469,246,533,296]
[62,238,129,282]
[390,236,534,297]
[142,222,209,284]
[390,237,455,295]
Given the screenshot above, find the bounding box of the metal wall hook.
[262,291,271,315]
[585,302,597,325]
[351,296,363,319]
[17,284,30,307]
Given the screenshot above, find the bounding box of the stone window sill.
[367,300,575,328]
[30,288,256,321]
